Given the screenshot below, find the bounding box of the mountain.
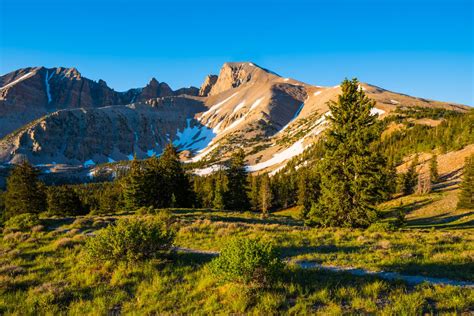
[0,67,199,138]
[0,62,469,179]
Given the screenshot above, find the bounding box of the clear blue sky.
[1,0,472,104]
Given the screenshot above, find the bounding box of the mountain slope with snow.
[0,62,469,177]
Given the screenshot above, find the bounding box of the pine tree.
[47,185,85,216]
[457,154,474,209]
[308,78,388,228]
[4,160,47,219]
[260,174,272,216]
[249,175,260,211]
[429,154,439,183]
[224,149,250,211]
[121,158,148,210]
[213,170,227,210]
[158,144,193,207]
[400,156,418,195]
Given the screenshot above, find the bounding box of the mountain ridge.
[0,62,470,178]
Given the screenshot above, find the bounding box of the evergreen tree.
[249,175,260,211]
[224,149,250,211]
[457,154,474,209]
[260,174,272,216]
[158,144,193,207]
[400,156,418,195]
[98,182,123,214]
[308,78,388,228]
[297,167,321,218]
[47,185,84,216]
[121,158,148,210]
[213,170,227,210]
[429,154,439,183]
[5,161,47,219]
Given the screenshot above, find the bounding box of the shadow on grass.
[379,261,474,282]
[171,251,216,266]
[383,198,433,219]
[407,212,474,229]
[278,245,362,258]
[172,209,304,227]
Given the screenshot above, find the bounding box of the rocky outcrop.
[208,62,278,96]
[199,75,218,96]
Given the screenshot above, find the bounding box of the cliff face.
[0,67,199,138]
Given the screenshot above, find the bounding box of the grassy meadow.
[1,204,473,315]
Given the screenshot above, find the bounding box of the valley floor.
[1,204,473,314]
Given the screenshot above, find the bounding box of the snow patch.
[357,84,367,91]
[45,70,53,103]
[232,101,246,114]
[313,91,322,96]
[249,97,264,111]
[284,78,290,82]
[200,92,239,118]
[247,139,305,172]
[1,71,35,90]
[371,108,385,116]
[390,99,400,104]
[194,164,222,176]
[173,118,216,152]
[84,159,95,167]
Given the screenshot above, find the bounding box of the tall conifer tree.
[5,160,47,218]
[224,149,250,211]
[457,154,474,209]
[308,79,388,228]
[260,174,272,216]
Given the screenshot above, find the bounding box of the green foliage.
[224,149,251,211]
[4,213,40,231]
[121,158,148,210]
[4,161,47,219]
[366,221,398,233]
[259,174,272,215]
[47,185,85,216]
[382,108,474,162]
[457,154,474,209]
[429,154,439,183]
[398,157,419,195]
[121,145,193,211]
[309,79,389,228]
[297,167,320,218]
[209,237,283,287]
[85,216,175,264]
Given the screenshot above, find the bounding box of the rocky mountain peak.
[209,62,280,96]
[199,74,218,96]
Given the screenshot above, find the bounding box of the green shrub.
[85,216,175,264]
[366,221,397,233]
[209,237,283,287]
[4,213,40,231]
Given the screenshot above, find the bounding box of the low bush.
[4,213,40,232]
[85,216,175,264]
[366,221,397,233]
[209,237,283,287]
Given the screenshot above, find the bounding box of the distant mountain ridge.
[0,66,199,138]
[0,62,469,177]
